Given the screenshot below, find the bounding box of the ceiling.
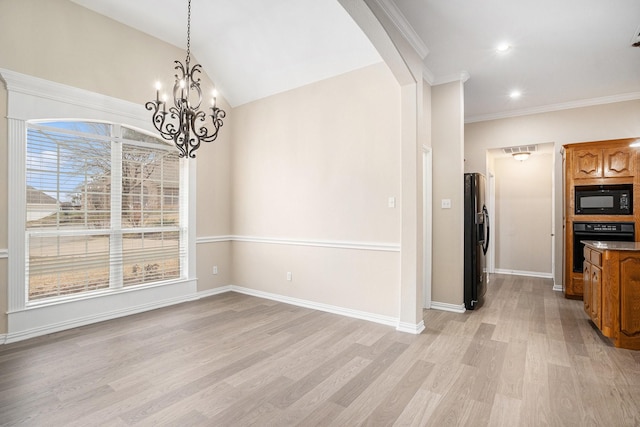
[71,0,640,122]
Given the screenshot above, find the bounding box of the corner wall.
[431,81,465,306]
[230,63,403,319]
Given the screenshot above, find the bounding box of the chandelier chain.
[186,0,191,63]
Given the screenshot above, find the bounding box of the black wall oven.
[572,222,635,272]
[574,184,632,215]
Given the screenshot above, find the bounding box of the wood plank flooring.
[1,274,639,426]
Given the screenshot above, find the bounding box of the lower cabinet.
[583,249,602,329]
[583,244,640,350]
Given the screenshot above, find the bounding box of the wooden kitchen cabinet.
[603,147,635,178]
[582,241,640,350]
[572,148,602,179]
[571,146,634,180]
[582,246,602,329]
[563,138,638,299]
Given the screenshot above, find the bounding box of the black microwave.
[575,184,633,215]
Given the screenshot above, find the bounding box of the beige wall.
[493,153,553,274]
[0,0,233,333]
[465,100,640,287]
[231,63,403,317]
[431,81,465,305]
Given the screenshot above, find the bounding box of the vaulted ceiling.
[71,0,640,121]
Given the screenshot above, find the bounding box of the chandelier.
[145,0,226,159]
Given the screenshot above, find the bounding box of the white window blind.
[26,121,183,301]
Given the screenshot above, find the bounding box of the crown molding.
[422,67,435,85]
[466,91,640,124]
[372,0,429,60]
[433,71,470,86]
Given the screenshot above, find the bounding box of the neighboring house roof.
[26,185,58,205]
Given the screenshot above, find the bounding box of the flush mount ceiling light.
[496,42,511,53]
[503,145,536,161]
[146,0,226,159]
[512,152,531,161]
[509,90,522,99]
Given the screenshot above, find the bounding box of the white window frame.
[1,69,197,342]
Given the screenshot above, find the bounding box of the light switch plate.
[441,199,452,209]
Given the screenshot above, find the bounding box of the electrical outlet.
[213,265,218,275]
[287,272,292,281]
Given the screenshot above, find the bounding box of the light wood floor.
[1,274,639,426]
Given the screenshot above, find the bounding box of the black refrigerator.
[464,173,490,310]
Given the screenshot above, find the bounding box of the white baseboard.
[552,282,563,292]
[494,268,553,279]
[228,285,400,328]
[197,285,233,299]
[2,283,422,344]
[429,301,466,314]
[397,320,425,334]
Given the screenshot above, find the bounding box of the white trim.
[422,146,432,309]
[0,68,153,132]
[487,171,496,274]
[466,91,640,123]
[422,67,435,86]
[196,235,233,244]
[229,285,399,328]
[0,249,7,259]
[430,301,466,314]
[197,286,233,299]
[7,117,26,312]
[494,268,553,279]
[196,235,401,252]
[433,71,471,86]
[5,280,198,343]
[397,320,425,335]
[0,334,6,344]
[553,281,563,292]
[372,0,430,59]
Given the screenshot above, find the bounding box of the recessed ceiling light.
[509,90,522,99]
[496,43,511,52]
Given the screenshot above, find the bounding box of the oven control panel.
[574,222,635,233]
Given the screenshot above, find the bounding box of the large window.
[26,121,183,302]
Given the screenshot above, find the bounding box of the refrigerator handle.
[482,205,490,255]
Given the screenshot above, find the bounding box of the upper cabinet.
[572,146,634,180]
[572,149,602,179]
[603,147,635,178]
